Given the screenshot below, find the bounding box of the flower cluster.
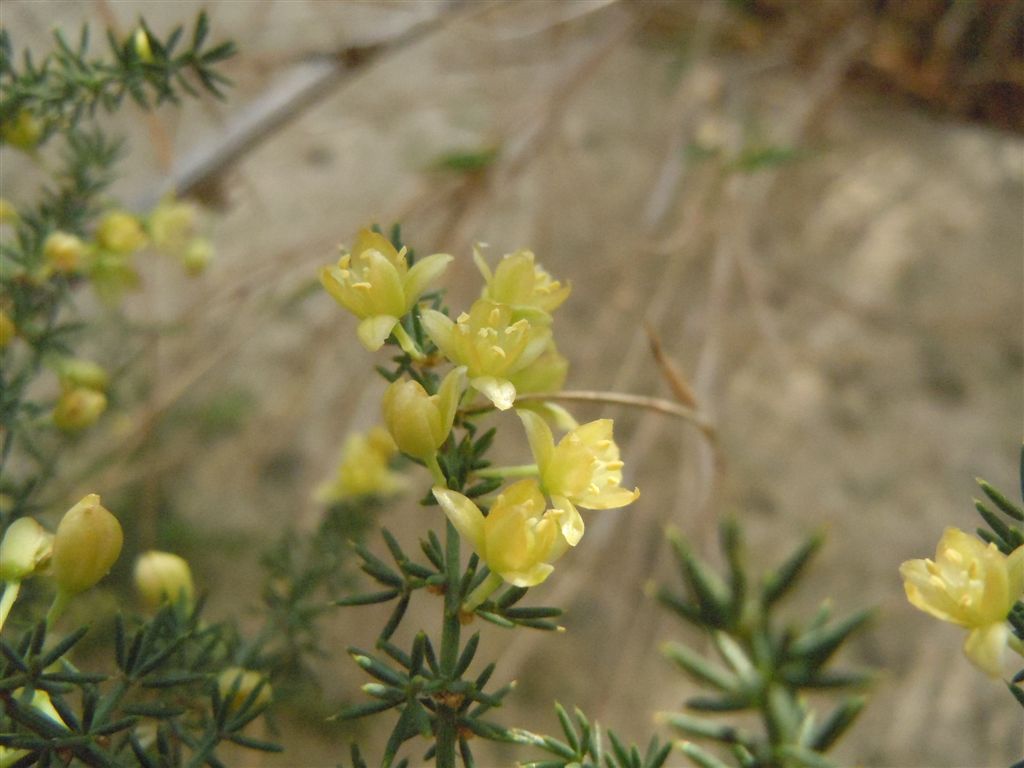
[321,231,639,601]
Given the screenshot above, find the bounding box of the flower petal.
[420,309,458,360]
[357,315,400,352]
[471,376,516,411]
[404,253,453,304]
[963,621,1009,678]
[551,495,584,547]
[433,488,485,553]
[518,408,555,475]
[500,562,554,588]
[436,366,468,436]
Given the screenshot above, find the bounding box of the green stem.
[473,464,538,480]
[392,324,425,361]
[0,581,21,633]
[426,453,447,488]
[462,571,503,613]
[45,588,70,631]
[436,519,462,768]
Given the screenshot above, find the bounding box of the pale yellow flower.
[51,494,123,597]
[148,198,198,255]
[519,410,639,546]
[381,367,466,462]
[316,426,407,502]
[43,231,86,273]
[320,229,452,352]
[901,527,1024,678]
[182,238,214,276]
[0,517,53,582]
[52,387,107,432]
[96,211,147,254]
[420,299,550,410]
[434,479,571,587]
[134,550,195,608]
[474,246,570,320]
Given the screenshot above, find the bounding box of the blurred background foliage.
[1,0,1021,765]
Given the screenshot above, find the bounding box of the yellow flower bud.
[421,299,551,411]
[0,310,15,350]
[134,550,194,608]
[320,229,452,351]
[474,246,570,319]
[381,367,466,462]
[0,198,17,223]
[53,387,107,432]
[1,109,43,151]
[51,494,123,596]
[182,238,214,276]
[519,410,639,546]
[217,667,271,712]
[0,517,53,582]
[88,251,141,304]
[316,426,406,503]
[57,358,109,392]
[434,479,571,587]
[43,231,86,273]
[133,28,154,63]
[901,527,1024,677]
[148,198,198,255]
[96,210,147,254]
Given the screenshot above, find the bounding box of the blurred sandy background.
[3,1,1023,765]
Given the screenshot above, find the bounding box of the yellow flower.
[474,246,570,320]
[1,109,43,150]
[51,494,123,597]
[421,299,551,411]
[43,231,86,273]
[0,310,15,349]
[134,550,194,608]
[434,479,571,587]
[148,198,198,255]
[519,410,639,545]
[316,426,407,502]
[320,229,452,352]
[52,387,107,432]
[96,210,147,254]
[901,527,1024,678]
[182,238,214,275]
[381,367,466,462]
[218,667,272,713]
[0,517,53,582]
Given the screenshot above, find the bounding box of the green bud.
[134,550,194,608]
[51,494,123,596]
[0,517,53,581]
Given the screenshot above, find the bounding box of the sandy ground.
[3,1,1023,766]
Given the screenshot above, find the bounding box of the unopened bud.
[57,358,109,392]
[133,28,154,63]
[53,387,107,432]
[0,517,53,582]
[217,667,271,713]
[43,231,87,273]
[134,550,194,608]
[182,238,214,276]
[96,211,147,254]
[381,367,465,461]
[1,109,43,151]
[51,494,123,596]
